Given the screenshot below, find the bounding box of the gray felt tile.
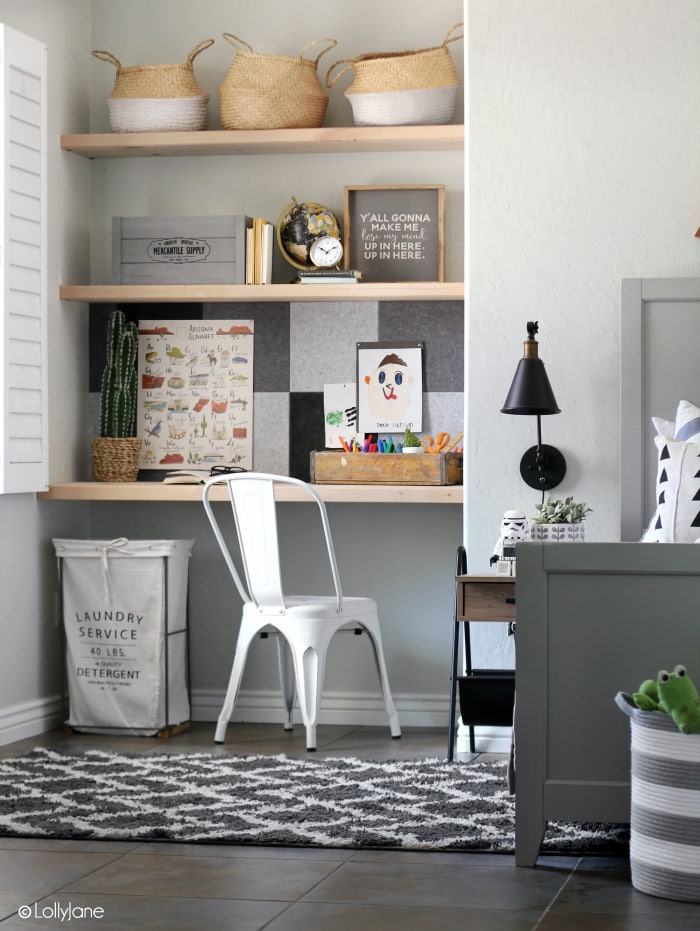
[379,300,464,392]
[289,301,378,391]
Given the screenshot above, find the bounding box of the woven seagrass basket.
[616,692,700,902]
[107,96,209,133]
[219,34,336,130]
[325,23,463,126]
[93,40,214,132]
[91,437,142,483]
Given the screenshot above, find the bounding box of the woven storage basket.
[219,34,336,130]
[326,22,462,126]
[107,96,209,133]
[93,40,213,132]
[91,437,142,483]
[616,692,700,902]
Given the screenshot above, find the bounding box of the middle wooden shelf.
[59,282,464,304]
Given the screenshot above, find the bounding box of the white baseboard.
[455,720,512,754]
[191,688,512,752]
[0,695,64,747]
[191,687,448,727]
[0,691,511,754]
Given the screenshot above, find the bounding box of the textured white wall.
[467,0,700,666]
[468,0,700,556]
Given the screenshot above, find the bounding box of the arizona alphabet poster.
[137,320,253,470]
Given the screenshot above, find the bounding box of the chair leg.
[361,615,401,739]
[275,635,295,731]
[287,634,332,751]
[214,615,261,744]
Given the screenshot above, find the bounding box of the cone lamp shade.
[502,321,566,491]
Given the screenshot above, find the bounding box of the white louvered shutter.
[0,24,48,493]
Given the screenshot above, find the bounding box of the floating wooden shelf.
[59,282,463,304]
[60,124,464,159]
[38,482,463,504]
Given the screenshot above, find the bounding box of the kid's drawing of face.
[364,353,414,420]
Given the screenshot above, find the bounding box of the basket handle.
[92,49,122,72]
[325,57,355,89]
[615,691,637,717]
[442,22,464,47]
[222,33,255,54]
[187,39,215,67]
[299,37,338,65]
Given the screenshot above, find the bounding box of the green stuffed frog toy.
[633,664,700,734]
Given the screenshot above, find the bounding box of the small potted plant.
[91,309,141,482]
[402,427,424,454]
[530,496,592,542]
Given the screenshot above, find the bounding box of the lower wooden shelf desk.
[448,574,516,760]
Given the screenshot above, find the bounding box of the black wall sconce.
[501,321,566,492]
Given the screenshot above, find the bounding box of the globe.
[276,196,341,271]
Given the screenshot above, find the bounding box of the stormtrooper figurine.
[490,510,528,567]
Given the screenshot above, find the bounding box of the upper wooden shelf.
[38,482,463,504]
[60,124,464,159]
[59,282,463,304]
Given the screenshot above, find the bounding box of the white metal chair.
[202,472,401,750]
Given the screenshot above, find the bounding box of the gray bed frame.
[514,278,700,866]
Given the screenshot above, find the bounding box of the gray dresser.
[514,541,700,866]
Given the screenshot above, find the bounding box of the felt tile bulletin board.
[89,299,463,483]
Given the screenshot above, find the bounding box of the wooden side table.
[448,564,516,759]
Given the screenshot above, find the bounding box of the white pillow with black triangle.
[641,434,700,542]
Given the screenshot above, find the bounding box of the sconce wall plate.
[519,443,567,491]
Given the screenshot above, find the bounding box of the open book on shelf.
[162,470,209,485]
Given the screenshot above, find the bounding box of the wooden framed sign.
[343,185,445,282]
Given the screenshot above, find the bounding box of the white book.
[261,222,273,284]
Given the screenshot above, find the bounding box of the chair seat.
[259,595,378,619]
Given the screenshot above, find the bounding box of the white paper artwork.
[323,383,357,448]
[137,320,253,470]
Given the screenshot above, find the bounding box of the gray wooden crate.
[112,215,252,285]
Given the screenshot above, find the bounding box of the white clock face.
[309,235,343,268]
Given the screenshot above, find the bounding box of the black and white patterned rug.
[0,749,629,853]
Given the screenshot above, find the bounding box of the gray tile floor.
[0,723,698,929]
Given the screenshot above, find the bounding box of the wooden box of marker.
[310,451,463,485]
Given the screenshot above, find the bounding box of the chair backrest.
[202,472,343,613]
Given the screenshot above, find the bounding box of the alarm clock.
[309,235,344,269]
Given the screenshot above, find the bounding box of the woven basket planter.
[91,437,142,483]
[325,22,462,126]
[616,692,700,902]
[219,34,336,130]
[93,41,213,132]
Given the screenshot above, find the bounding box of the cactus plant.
[403,427,422,448]
[99,310,138,438]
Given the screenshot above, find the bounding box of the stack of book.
[297,269,363,285]
[245,218,273,284]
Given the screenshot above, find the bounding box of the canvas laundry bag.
[54,538,193,736]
